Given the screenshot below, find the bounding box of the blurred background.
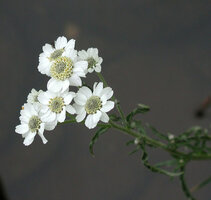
[0,0,210,199]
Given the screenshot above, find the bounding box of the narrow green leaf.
[140,142,183,177]
[148,124,168,140]
[155,159,178,168]
[89,126,110,156]
[191,176,211,192]
[126,104,150,122]
[109,114,121,122]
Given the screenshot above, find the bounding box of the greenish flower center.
[50,49,64,60]
[87,57,97,69]
[33,94,39,102]
[50,56,73,81]
[85,96,102,114]
[49,97,64,113]
[28,116,41,133]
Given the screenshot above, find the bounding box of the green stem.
[96,72,127,127]
[109,120,211,161]
[180,166,196,200]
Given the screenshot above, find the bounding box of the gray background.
[0,0,210,199]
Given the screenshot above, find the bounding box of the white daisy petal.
[64,92,75,105]
[101,101,115,112]
[79,87,92,98]
[73,103,85,114]
[100,112,109,123]
[23,132,36,146]
[45,120,57,131]
[66,105,76,114]
[38,92,50,105]
[85,114,97,129]
[15,124,29,134]
[74,93,87,105]
[93,82,103,96]
[69,75,82,87]
[74,61,88,71]
[61,79,70,93]
[47,78,63,93]
[76,110,86,122]
[57,107,66,123]
[43,44,54,54]
[55,36,67,49]
[95,65,101,73]
[65,39,75,50]
[93,110,102,123]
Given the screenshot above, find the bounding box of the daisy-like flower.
[73,82,114,129]
[27,88,43,104]
[38,36,88,92]
[78,48,103,73]
[38,89,76,125]
[15,103,53,146]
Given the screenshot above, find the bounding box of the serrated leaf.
[126,104,150,122]
[89,126,110,156]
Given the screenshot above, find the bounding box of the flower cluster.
[16,36,114,146]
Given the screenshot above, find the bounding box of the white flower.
[38,36,88,92]
[38,89,76,125]
[78,48,103,73]
[73,82,114,129]
[27,89,43,104]
[15,103,53,146]
[38,36,75,76]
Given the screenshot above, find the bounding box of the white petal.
[63,92,75,105]
[93,110,102,124]
[78,50,88,59]
[15,124,29,134]
[85,114,97,129]
[45,120,57,131]
[38,92,50,105]
[100,87,113,101]
[79,87,92,98]
[55,36,67,49]
[69,75,82,87]
[23,132,36,146]
[100,101,114,112]
[41,111,56,122]
[74,61,88,71]
[38,62,51,76]
[38,132,48,144]
[95,65,101,73]
[74,93,87,105]
[65,39,75,51]
[42,44,54,54]
[66,105,76,114]
[57,108,66,123]
[93,82,103,96]
[88,68,94,73]
[76,111,86,122]
[73,103,85,114]
[61,79,70,93]
[47,78,63,93]
[100,112,109,123]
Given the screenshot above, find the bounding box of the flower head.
[74,82,114,129]
[15,103,52,146]
[38,36,88,92]
[38,89,76,124]
[78,48,103,73]
[27,89,43,104]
